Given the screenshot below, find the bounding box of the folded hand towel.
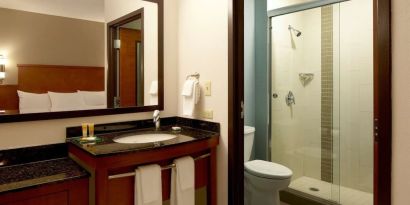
[194,81,201,105]
[150,95,158,105]
[170,156,195,205]
[182,80,200,116]
[135,164,162,205]
[150,81,158,95]
[181,79,195,96]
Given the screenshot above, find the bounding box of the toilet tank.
[244,126,255,162]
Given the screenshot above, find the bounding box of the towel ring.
[186,72,200,80]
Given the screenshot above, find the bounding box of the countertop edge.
[0,158,90,195]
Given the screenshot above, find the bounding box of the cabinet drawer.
[4,191,68,205]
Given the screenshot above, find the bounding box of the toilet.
[244,126,293,205]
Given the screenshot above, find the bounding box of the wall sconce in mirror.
[0,55,6,84]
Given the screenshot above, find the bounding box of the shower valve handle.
[286,91,295,106]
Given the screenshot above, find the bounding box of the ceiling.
[268,0,315,11]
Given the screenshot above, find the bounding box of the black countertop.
[0,117,219,194]
[67,126,219,156]
[0,158,89,194]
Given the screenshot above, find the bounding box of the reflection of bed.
[0,64,105,113]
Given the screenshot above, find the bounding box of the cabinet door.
[107,177,135,205]
[4,191,68,205]
[0,178,88,205]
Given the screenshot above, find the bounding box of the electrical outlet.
[202,110,213,119]
[204,81,211,96]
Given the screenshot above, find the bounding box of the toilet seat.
[245,160,292,180]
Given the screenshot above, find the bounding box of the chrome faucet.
[153,110,160,130]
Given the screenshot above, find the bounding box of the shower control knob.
[272,93,278,98]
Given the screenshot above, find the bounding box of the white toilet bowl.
[244,160,292,205]
[244,126,293,205]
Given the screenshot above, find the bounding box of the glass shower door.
[269,3,340,203]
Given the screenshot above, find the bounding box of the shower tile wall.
[270,0,374,196]
[271,7,322,181]
[338,0,374,193]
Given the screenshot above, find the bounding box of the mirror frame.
[0,0,164,123]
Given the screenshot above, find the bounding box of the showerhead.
[288,25,302,37]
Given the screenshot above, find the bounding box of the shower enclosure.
[268,0,374,204]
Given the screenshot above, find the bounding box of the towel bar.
[108,153,211,180]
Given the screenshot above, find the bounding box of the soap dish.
[81,136,97,142]
[86,136,97,141]
[172,126,182,131]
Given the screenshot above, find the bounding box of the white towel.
[170,156,195,205]
[150,95,158,105]
[182,79,195,96]
[194,82,201,105]
[182,80,200,116]
[135,164,162,205]
[150,81,158,95]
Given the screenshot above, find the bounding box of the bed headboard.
[17,64,105,93]
[0,64,105,111]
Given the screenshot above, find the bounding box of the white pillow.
[77,90,107,109]
[17,90,51,114]
[48,92,86,112]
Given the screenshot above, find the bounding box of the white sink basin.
[113,133,177,144]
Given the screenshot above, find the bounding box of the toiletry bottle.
[82,123,88,139]
[88,123,95,137]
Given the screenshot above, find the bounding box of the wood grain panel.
[5,191,68,205]
[17,64,104,93]
[0,85,18,110]
[0,178,88,205]
[119,28,141,107]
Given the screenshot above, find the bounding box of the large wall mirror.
[0,0,164,122]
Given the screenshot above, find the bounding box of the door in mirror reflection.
[118,18,144,107]
[108,1,159,108]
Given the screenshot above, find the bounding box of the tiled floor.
[289,176,373,205]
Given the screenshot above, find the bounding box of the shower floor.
[289,176,373,205]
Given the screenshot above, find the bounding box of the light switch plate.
[204,81,211,96]
[202,110,213,119]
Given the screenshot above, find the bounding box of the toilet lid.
[245,160,293,179]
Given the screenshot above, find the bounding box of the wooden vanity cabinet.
[68,136,219,205]
[0,178,89,205]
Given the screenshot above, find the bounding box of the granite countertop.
[0,158,89,194]
[67,126,219,156]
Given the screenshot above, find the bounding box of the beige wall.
[176,0,229,204]
[392,0,410,204]
[0,8,105,85]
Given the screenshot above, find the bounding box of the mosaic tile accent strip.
[321,5,334,183]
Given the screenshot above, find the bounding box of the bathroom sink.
[113,133,177,144]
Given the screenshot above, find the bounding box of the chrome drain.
[309,187,320,192]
